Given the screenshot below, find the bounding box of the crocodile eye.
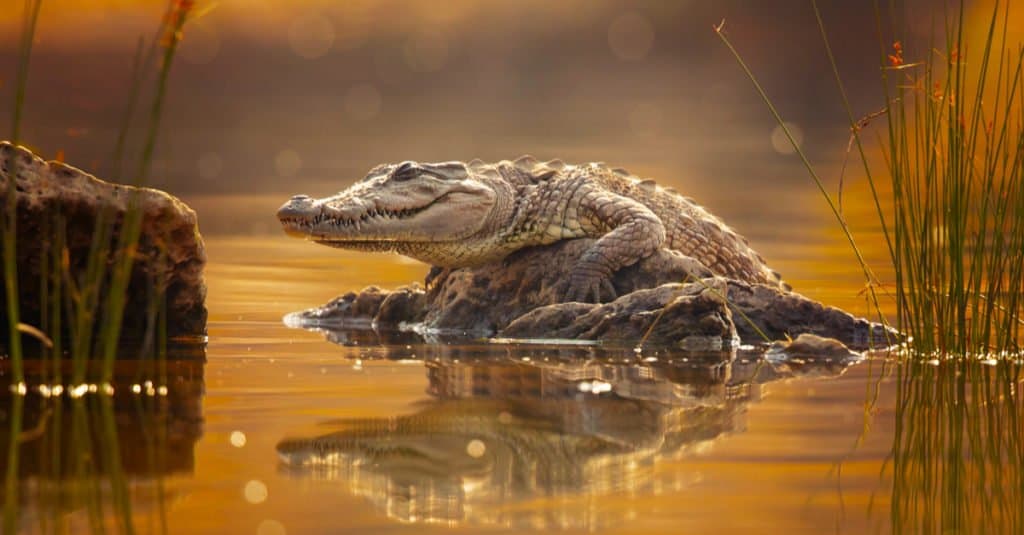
[392,161,418,182]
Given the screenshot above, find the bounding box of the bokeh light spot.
[244,480,268,504]
[230,430,247,448]
[344,84,382,121]
[275,149,302,178]
[466,439,486,458]
[770,122,804,155]
[403,31,448,72]
[288,13,335,59]
[608,12,655,61]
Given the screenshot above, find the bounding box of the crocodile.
[276,356,748,528]
[276,352,861,528]
[277,157,787,302]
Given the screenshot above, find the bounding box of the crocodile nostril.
[277,196,317,221]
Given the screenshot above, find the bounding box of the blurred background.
[0,0,1000,238]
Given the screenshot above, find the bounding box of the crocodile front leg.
[565,186,667,302]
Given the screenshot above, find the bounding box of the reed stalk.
[3,1,193,532]
[718,0,1024,356]
[110,1,175,183]
[713,22,892,345]
[5,0,44,384]
[874,0,1024,355]
[100,0,192,384]
[4,3,44,533]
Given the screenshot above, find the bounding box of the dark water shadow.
[276,328,861,530]
[0,342,206,533]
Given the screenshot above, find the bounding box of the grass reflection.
[0,352,204,534]
[890,358,1023,534]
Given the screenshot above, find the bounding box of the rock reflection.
[277,339,861,530]
[0,343,205,532]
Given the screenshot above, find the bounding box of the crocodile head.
[277,161,504,261]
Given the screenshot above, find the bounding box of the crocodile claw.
[425,265,451,290]
[562,272,617,303]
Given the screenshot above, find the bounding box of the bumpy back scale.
[482,157,787,295]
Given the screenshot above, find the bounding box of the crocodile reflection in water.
[277,345,860,529]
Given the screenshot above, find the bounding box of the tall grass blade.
[100,0,193,383]
[727,1,1024,356]
[4,2,44,532]
[713,21,891,345]
[110,0,175,182]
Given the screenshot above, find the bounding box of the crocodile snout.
[277,195,316,222]
[278,195,320,238]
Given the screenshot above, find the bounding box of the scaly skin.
[277,156,787,302]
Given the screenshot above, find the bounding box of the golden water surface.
[1,209,1021,535]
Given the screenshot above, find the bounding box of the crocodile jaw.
[278,181,496,243]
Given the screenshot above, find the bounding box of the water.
[1,235,1021,534]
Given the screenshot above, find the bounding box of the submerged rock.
[289,238,895,350]
[0,142,207,346]
[767,333,862,361]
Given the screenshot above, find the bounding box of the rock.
[766,333,861,361]
[763,333,864,378]
[419,239,714,333]
[377,285,428,325]
[290,287,388,329]
[724,280,895,349]
[286,284,426,329]
[502,281,737,350]
[289,237,897,350]
[0,142,207,346]
[289,239,707,335]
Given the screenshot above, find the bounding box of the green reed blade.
[4,3,43,532]
[713,22,891,346]
[101,0,192,382]
[111,1,175,183]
